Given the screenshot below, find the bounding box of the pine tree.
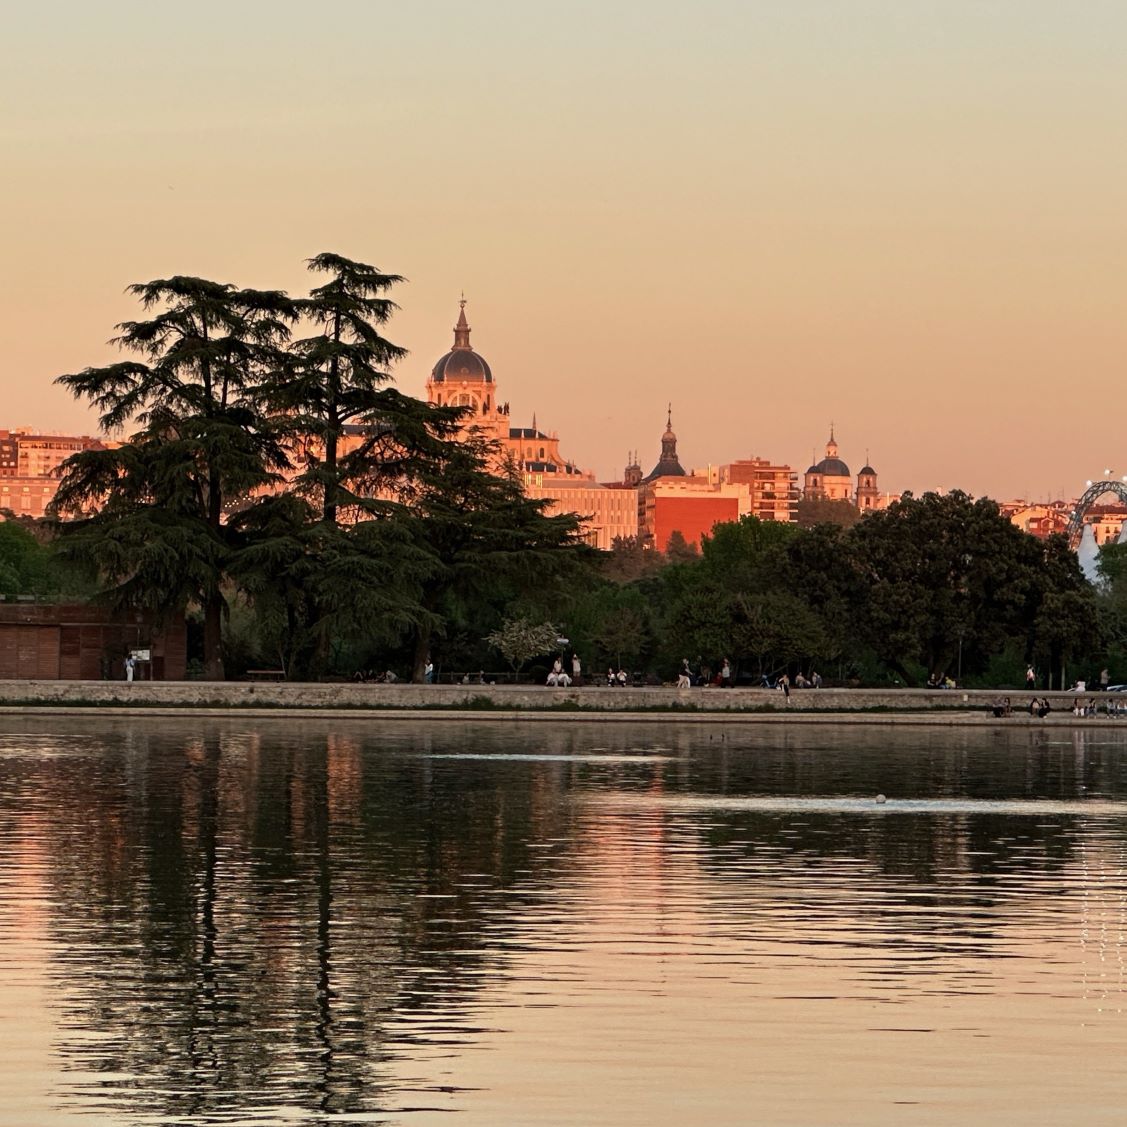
[52,277,294,679]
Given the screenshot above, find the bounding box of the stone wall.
[0,679,1112,714]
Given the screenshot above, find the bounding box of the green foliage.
[51,259,1107,691]
[0,521,91,599]
[486,617,561,677]
[847,492,1046,683]
[795,498,861,528]
[664,530,699,563]
[53,277,295,679]
[602,535,666,584]
[400,438,588,681]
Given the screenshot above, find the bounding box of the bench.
[246,669,286,682]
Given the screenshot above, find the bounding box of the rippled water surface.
[3,716,1127,1125]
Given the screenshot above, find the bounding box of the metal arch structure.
[1066,480,1127,549]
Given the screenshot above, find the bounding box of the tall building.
[636,412,798,550]
[0,429,108,519]
[721,458,800,523]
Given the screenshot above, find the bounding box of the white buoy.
[875,794,887,804]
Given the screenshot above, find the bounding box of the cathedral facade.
[425,300,591,482]
[425,300,638,549]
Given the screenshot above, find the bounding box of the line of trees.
[539,493,1110,691]
[49,254,588,681]
[28,253,1120,688]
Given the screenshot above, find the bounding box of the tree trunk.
[202,590,225,680]
[411,625,431,684]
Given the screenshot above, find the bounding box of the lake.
[1,715,1126,1125]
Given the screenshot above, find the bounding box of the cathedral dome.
[859,464,876,477]
[430,298,492,383]
[813,456,851,477]
[431,349,493,384]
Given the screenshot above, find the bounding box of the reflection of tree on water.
[16,718,1127,1119]
[26,722,585,1122]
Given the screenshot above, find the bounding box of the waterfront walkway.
[0,680,1122,726]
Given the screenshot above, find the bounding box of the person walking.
[572,653,582,685]
[125,654,135,683]
[1026,665,1036,690]
[720,658,732,688]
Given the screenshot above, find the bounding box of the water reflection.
[1,718,1127,1125]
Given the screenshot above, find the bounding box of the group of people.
[547,654,583,687]
[1070,697,1125,717]
[352,669,398,683]
[1028,666,1114,694]
[673,658,823,690]
[990,697,1013,717]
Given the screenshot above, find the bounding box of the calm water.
[2,717,1127,1126]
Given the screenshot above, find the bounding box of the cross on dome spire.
[453,295,472,350]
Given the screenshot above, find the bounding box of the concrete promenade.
[0,679,1122,726]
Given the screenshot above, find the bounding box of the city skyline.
[5,1,1127,500]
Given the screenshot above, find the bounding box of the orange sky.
[3,1,1126,499]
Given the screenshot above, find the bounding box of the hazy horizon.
[4,0,1125,500]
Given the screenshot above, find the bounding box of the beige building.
[720,457,800,522]
[525,480,639,550]
[0,429,108,519]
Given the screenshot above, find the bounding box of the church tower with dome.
[855,456,880,511]
[644,406,687,482]
[425,298,508,444]
[804,426,854,503]
[424,298,592,481]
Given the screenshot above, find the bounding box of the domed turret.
[430,299,493,384]
[856,451,879,511]
[644,404,687,481]
[810,426,850,477]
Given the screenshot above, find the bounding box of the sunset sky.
[4,0,1125,500]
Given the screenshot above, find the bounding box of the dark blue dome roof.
[810,456,851,477]
[431,348,493,383]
